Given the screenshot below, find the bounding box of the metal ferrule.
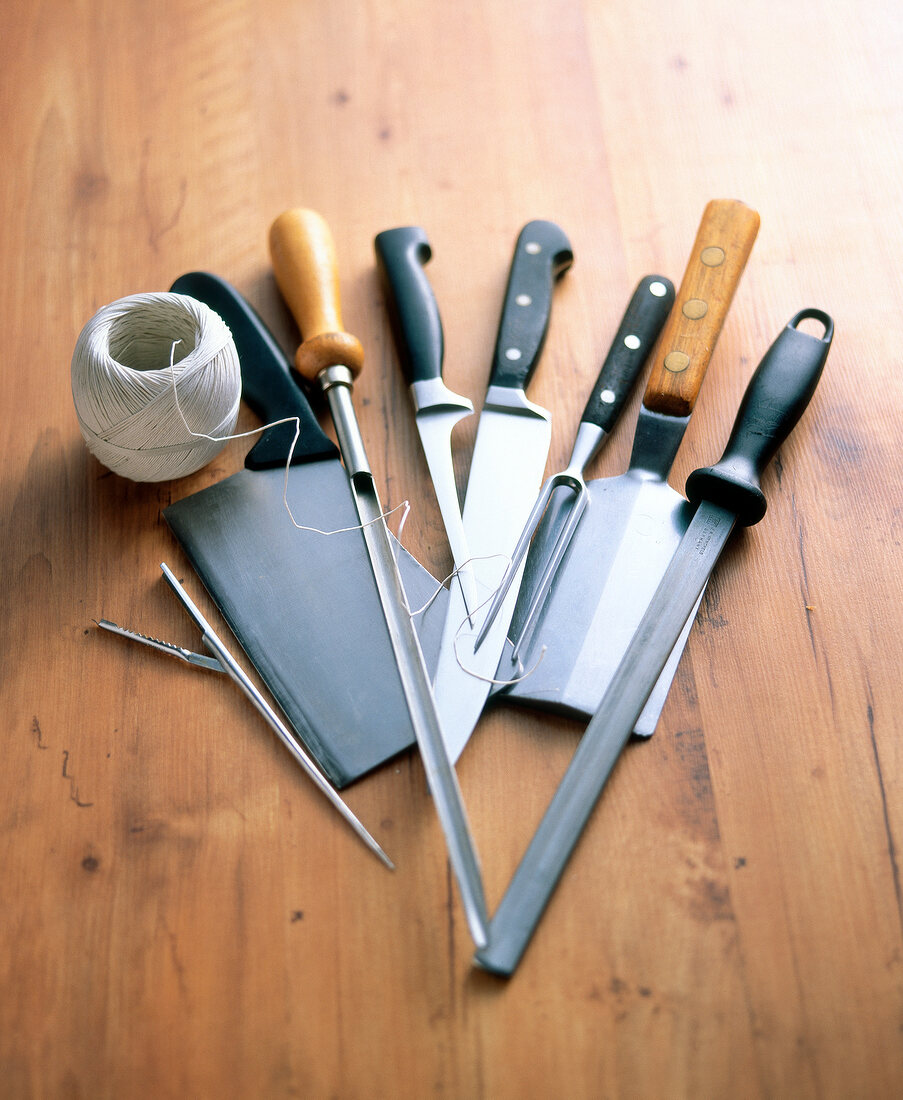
[567,421,607,476]
[628,406,692,481]
[317,363,355,394]
[482,383,550,421]
[410,378,473,415]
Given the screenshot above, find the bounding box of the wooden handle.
[268,208,365,382]
[642,199,760,418]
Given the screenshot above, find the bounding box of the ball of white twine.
[71,292,241,482]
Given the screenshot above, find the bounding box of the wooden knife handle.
[642,199,760,418]
[269,208,365,382]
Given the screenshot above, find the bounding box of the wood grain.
[2,0,902,1096]
[643,198,761,417]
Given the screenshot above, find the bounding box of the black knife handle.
[489,220,573,391]
[374,227,445,386]
[169,272,338,470]
[686,309,834,526]
[580,275,675,433]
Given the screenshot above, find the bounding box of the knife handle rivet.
[525,241,542,255]
[700,246,726,267]
[505,347,523,361]
[516,294,533,307]
[649,281,670,297]
[664,350,691,373]
[623,334,641,350]
[682,298,709,320]
[599,389,616,404]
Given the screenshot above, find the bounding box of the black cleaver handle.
[374,227,445,386]
[169,271,339,470]
[580,275,675,434]
[488,220,573,391]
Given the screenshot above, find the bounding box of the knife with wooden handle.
[495,199,761,737]
[269,208,489,950]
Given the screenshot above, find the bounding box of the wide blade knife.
[432,220,573,764]
[268,208,489,949]
[475,310,834,976]
[164,272,447,789]
[493,200,760,734]
[374,226,478,617]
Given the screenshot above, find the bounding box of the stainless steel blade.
[411,378,478,616]
[494,407,699,733]
[164,459,447,789]
[432,385,552,764]
[475,502,736,976]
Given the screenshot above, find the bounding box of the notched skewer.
[94,567,395,871]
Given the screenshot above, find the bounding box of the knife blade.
[268,208,489,949]
[432,220,573,764]
[474,309,834,976]
[474,273,676,652]
[164,272,447,789]
[374,226,478,618]
[492,200,760,735]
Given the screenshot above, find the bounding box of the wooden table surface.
[3,1,902,1096]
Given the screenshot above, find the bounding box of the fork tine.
[474,472,584,651]
[510,485,589,662]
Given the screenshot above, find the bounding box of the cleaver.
[164,272,447,788]
[492,199,760,731]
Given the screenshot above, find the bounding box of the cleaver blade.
[164,273,447,788]
[492,199,760,732]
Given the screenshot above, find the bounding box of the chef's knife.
[165,272,447,789]
[374,227,478,618]
[432,220,573,764]
[475,310,834,976]
[268,209,489,949]
[493,200,760,734]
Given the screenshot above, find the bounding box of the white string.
[445,567,547,686]
[73,292,536,684]
[71,293,242,482]
[161,334,415,543]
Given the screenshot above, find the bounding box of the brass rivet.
[682,298,708,320]
[664,351,690,373]
[700,246,725,267]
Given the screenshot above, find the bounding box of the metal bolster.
[410,378,473,415]
[569,421,607,473]
[628,407,692,481]
[482,384,550,420]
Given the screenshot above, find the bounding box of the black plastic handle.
[169,272,338,470]
[489,220,573,390]
[374,227,444,386]
[580,275,675,432]
[686,309,834,526]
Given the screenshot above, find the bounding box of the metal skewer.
[97,566,395,870]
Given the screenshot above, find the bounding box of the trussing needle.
[96,566,395,871]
